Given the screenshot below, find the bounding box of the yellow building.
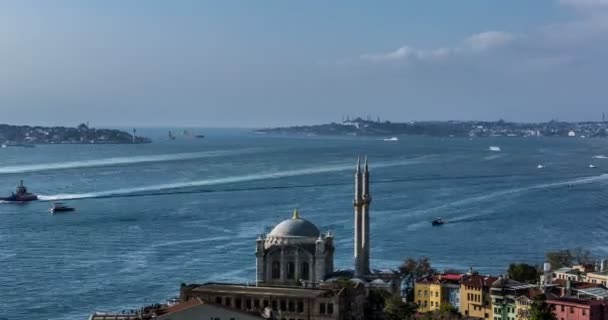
[514,295,533,320]
[414,274,463,313]
[460,274,498,320]
[584,271,608,286]
[415,277,433,312]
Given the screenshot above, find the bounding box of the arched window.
[287,262,295,279]
[272,261,281,279]
[301,262,310,280]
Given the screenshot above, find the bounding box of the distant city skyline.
[1,0,607,127]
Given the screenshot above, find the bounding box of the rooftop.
[186,283,338,298]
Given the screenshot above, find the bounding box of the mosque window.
[272,300,278,310]
[320,303,326,314]
[224,297,231,306]
[272,261,281,279]
[246,299,252,309]
[287,262,296,279]
[215,297,222,304]
[288,301,295,312]
[301,262,310,280]
[297,301,304,313]
[280,300,287,311]
[255,299,260,308]
[327,303,334,314]
[235,298,241,309]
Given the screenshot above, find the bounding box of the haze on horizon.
[1,0,607,128]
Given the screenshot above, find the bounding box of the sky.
[1,0,607,127]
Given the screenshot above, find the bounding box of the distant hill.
[0,123,150,145]
[256,118,608,138]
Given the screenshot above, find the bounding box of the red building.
[547,298,608,320]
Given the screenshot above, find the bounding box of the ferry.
[383,137,399,142]
[0,180,38,202]
[49,202,75,214]
[489,146,501,152]
[589,164,597,169]
[537,164,545,169]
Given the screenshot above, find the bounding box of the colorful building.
[414,274,464,313]
[490,278,537,320]
[546,297,608,320]
[460,274,498,320]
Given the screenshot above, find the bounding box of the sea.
[1,128,608,320]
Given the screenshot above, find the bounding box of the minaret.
[354,156,364,277]
[361,156,372,275]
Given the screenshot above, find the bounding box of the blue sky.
[0,0,607,127]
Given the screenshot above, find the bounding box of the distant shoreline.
[0,123,151,145]
[256,118,608,138]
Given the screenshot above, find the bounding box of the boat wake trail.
[37,157,424,201]
[0,149,261,174]
[406,173,608,219]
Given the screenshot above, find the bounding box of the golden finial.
[292,208,300,219]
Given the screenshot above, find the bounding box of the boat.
[383,137,399,142]
[168,131,176,140]
[49,202,75,214]
[489,146,501,152]
[537,164,545,169]
[589,164,597,169]
[0,180,38,202]
[431,217,445,226]
[195,134,205,139]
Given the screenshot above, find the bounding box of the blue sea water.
[1,129,608,320]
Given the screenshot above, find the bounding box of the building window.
[436,292,439,298]
[224,297,231,306]
[235,298,242,309]
[263,300,269,308]
[425,290,428,297]
[288,301,295,312]
[254,299,260,308]
[246,299,252,309]
[272,300,278,311]
[215,297,222,304]
[320,303,326,314]
[272,261,281,279]
[297,301,304,313]
[561,306,565,312]
[287,262,295,279]
[583,309,586,316]
[570,307,574,314]
[328,303,334,315]
[418,290,422,296]
[301,262,310,280]
[280,300,287,311]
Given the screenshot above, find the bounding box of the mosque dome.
[268,209,320,238]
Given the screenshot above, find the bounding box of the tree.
[508,263,539,283]
[384,296,418,320]
[398,257,435,298]
[528,295,556,320]
[546,247,592,269]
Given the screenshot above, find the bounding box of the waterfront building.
[490,278,537,320]
[514,295,534,320]
[546,297,608,320]
[414,273,463,313]
[460,273,498,320]
[180,282,366,320]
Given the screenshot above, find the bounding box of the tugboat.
[431,217,445,226]
[0,180,38,202]
[49,202,75,215]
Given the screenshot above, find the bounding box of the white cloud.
[464,31,516,51]
[359,31,513,64]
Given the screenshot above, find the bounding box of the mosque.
[179,157,399,320]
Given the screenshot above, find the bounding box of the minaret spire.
[354,155,364,277]
[361,155,371,275]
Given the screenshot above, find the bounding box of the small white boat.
[489,146,501,152]
[589,164,597,169]
[383,137,399,142]
[537,164,545,169]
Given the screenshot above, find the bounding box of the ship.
[0,180,38,202]
[431,217,445,226]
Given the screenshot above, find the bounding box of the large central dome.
[268,210,320,238]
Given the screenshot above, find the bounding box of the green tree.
[528,295,556,320]
[384,296,418,320]
[398,257,435,298]
[546,247,592,269]
[420,304,461,320]
[508,263,539,283]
